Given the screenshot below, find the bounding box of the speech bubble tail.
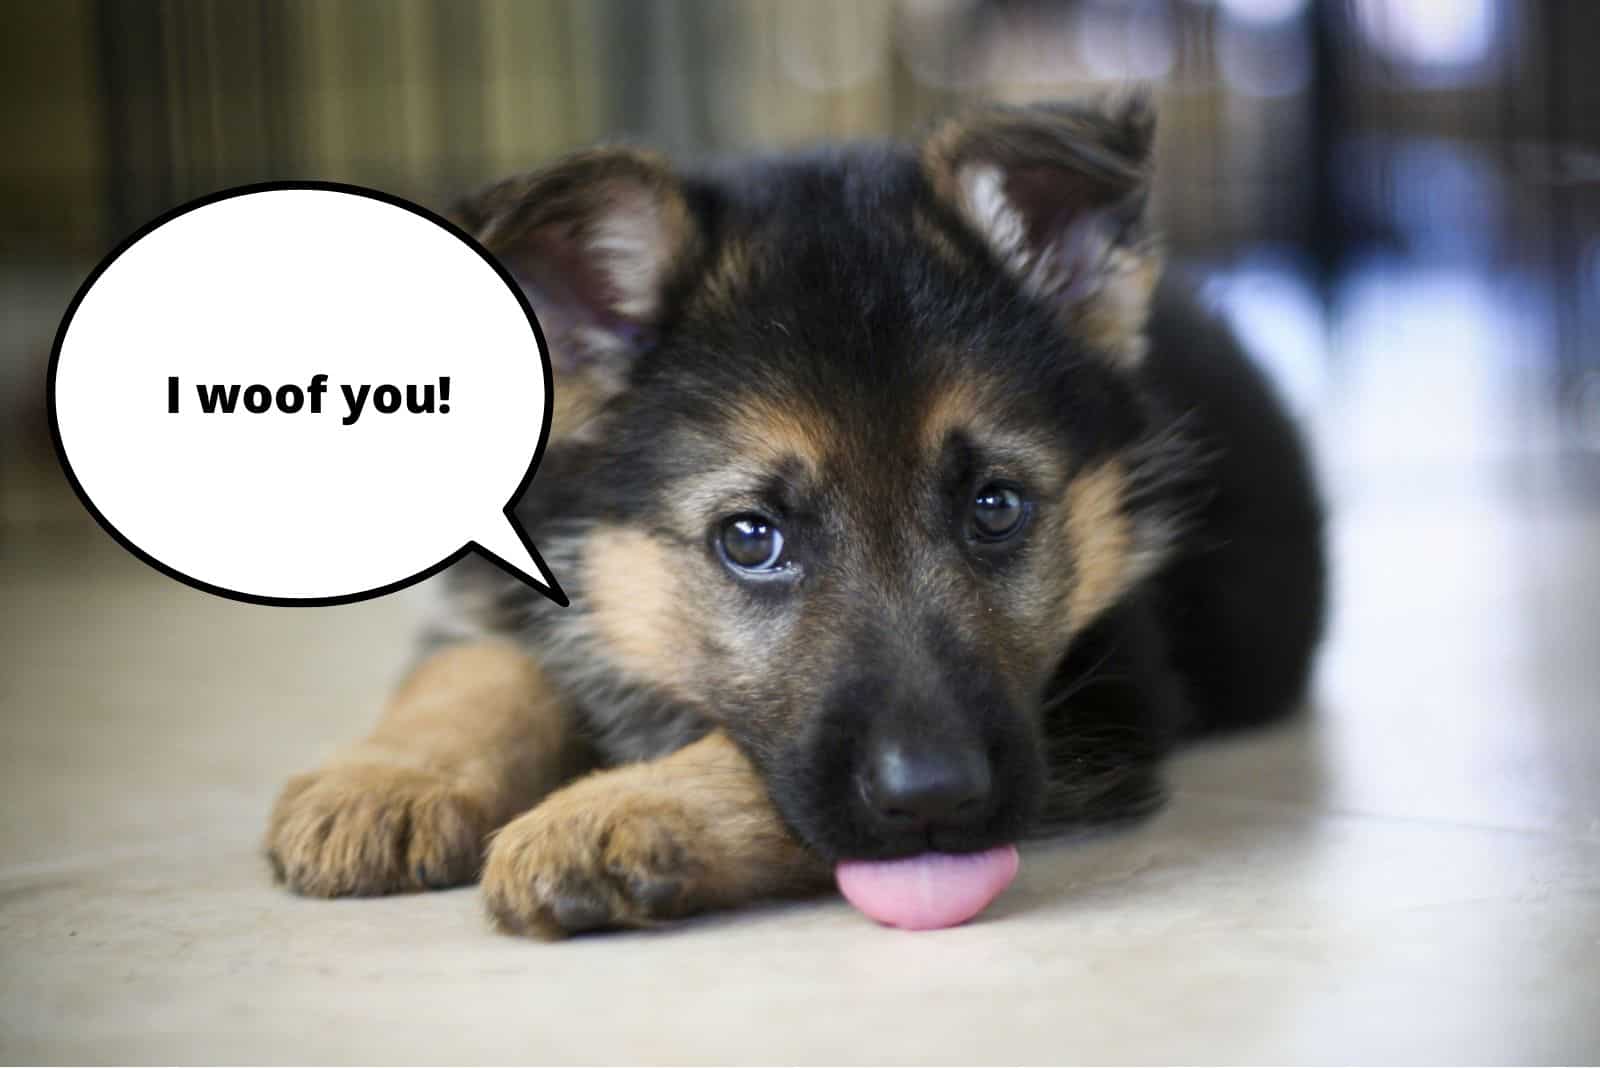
[469,514,569,608]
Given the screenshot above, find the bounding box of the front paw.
[481,783,710,937]
[266,765,492,897]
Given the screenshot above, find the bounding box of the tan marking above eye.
[918,376,991,454]
[918,377,1071,499]
[652,391,832,536]
[722,393,831,474]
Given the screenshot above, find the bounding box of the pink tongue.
[835,845,1020,930]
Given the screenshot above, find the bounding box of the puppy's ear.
[922,95,1161,366]
[454,148,700,435]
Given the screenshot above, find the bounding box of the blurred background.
[4,0,1599,525]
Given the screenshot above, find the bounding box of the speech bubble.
[49,181,567,608]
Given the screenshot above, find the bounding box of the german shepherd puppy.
[266,96,1325,936]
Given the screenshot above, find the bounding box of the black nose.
[857,736,992,834]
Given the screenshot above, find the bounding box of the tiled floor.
[3,263,1599,1063]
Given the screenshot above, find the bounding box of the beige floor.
[5,272,1600,1063]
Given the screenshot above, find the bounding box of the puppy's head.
[461,97,1173,861]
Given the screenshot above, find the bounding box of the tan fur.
[1074,247,1163,369]
[481,731,829,937]
[917,376,990,454]
[918,378,1071,496]
[581,527,695,698]
[1059,461,1136,633]
[724,394,830,473]
[662,396,831,533]
[666,462,789,535]
[265,640,585,897]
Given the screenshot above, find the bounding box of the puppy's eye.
[971,483,1029,541]
[718,514,786,572]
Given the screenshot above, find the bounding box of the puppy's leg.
[267,639,587,897]
[483,730,830,937]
